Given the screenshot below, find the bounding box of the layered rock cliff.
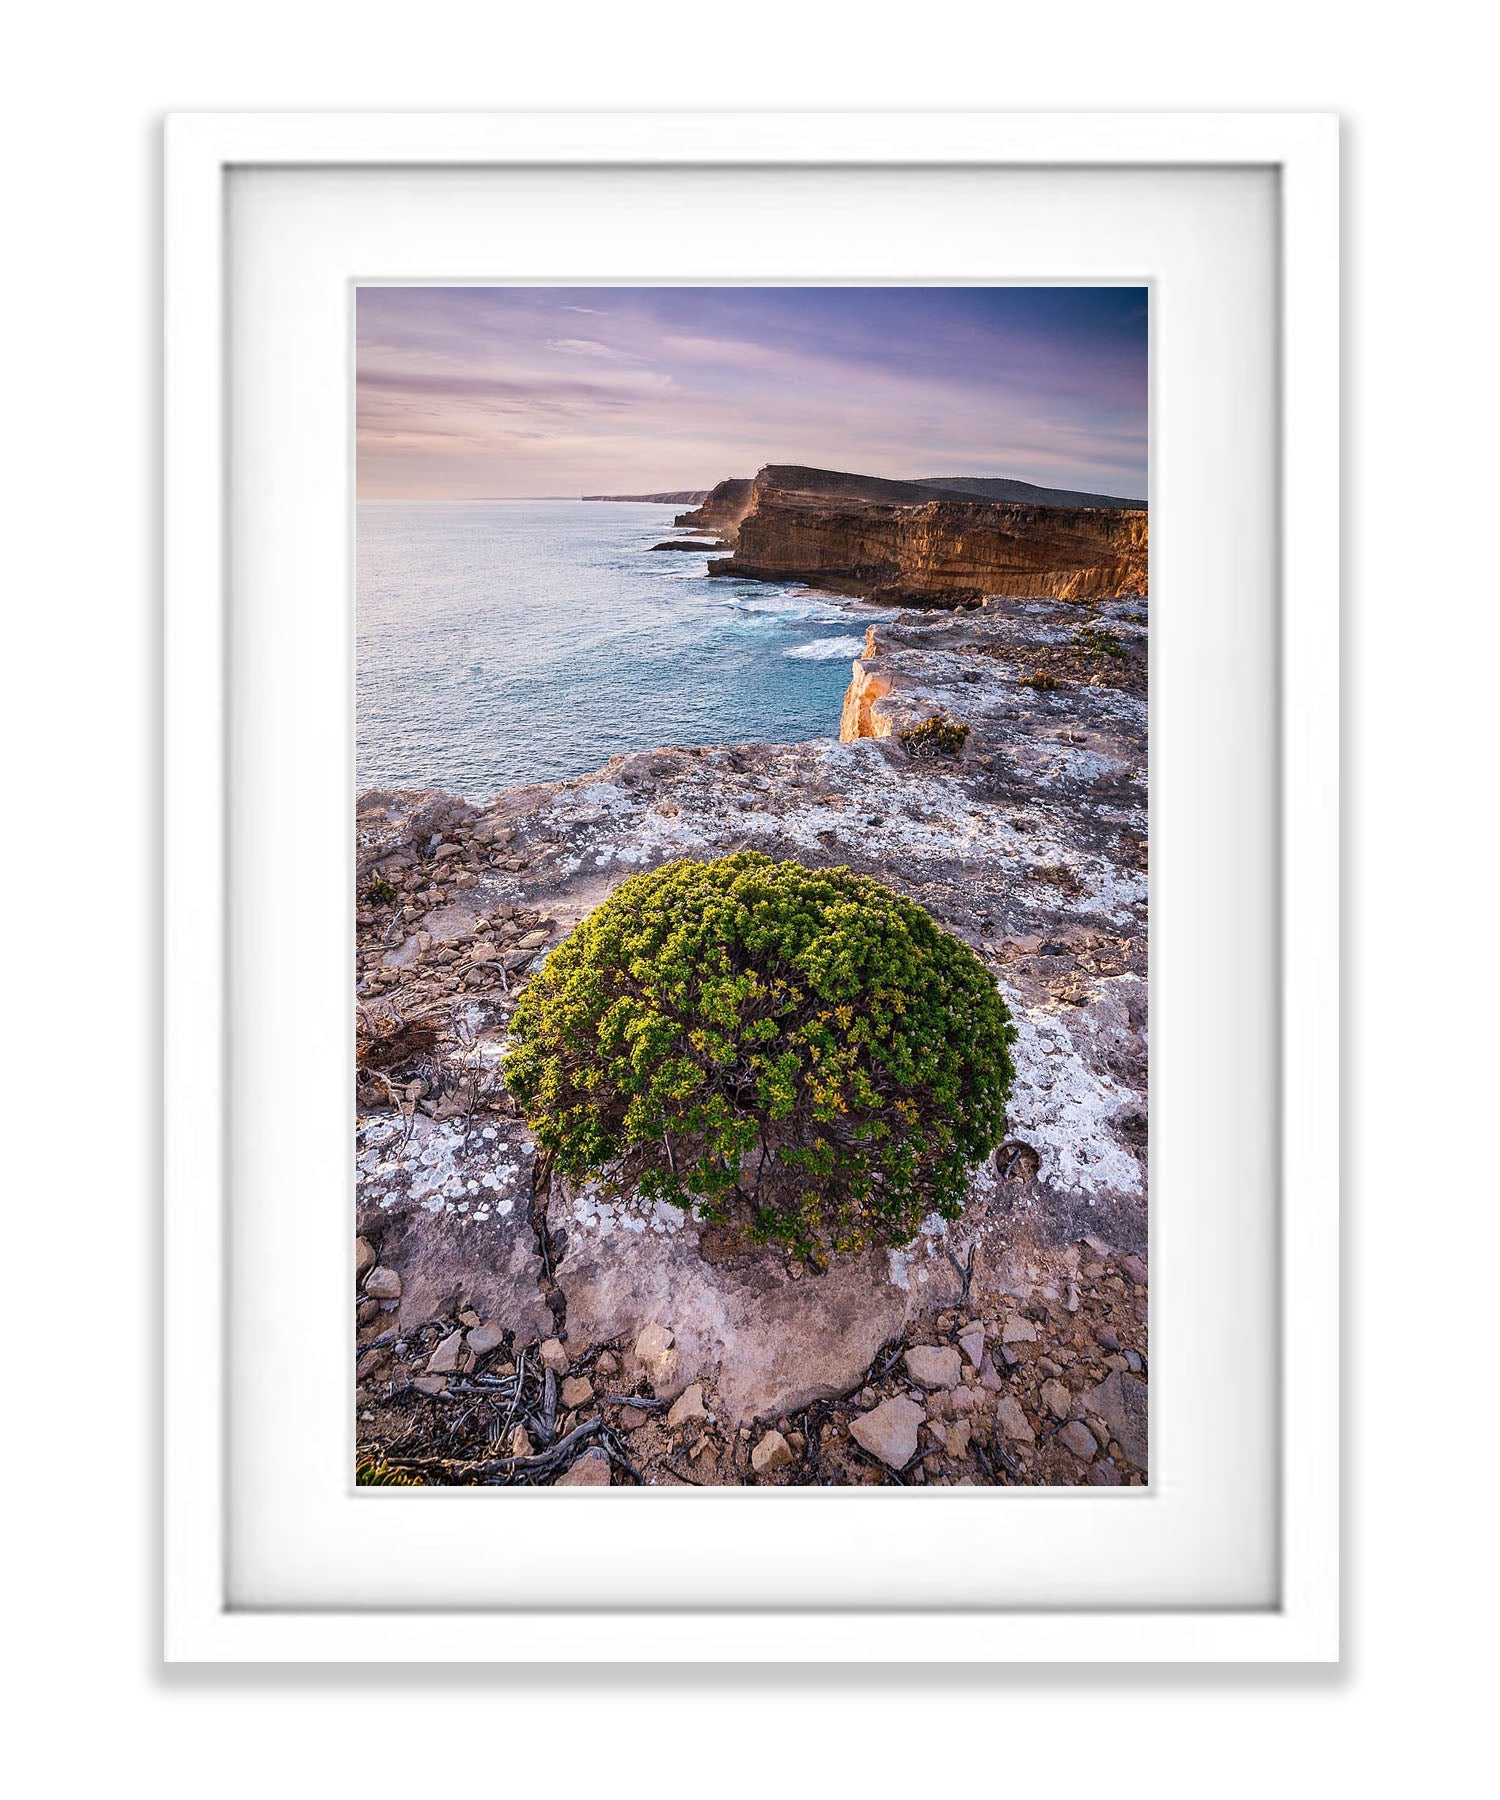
[676,464,1147,605]
[353,591,1148,1488]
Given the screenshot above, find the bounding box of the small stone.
[751,1429,794,1474]
[995,1396,1036,1443]
[666,1383,706,1428]
[355,1237,375,1278]
[1086,1459,1122,1486]
[466,1320,506,1356]
[595,1350,620,1377]
[356,1298,380,1326]
[957,1324,986,1367]
[412,1375,447,1396]
[538,1337,570,1373]
[425,1330,465,1374]
[555,1450,611,1487]
[977,1355,1005,1392]
[458,1309,481,1329]
[1001,1313,1038,1344]
[510,1425,534,1458]
[364,1266,401,1300]
[618,1406,649,1431]
[1120,1252,1148,1286]
[1098,1328,1120,1353]
[1059,1420,1099,1459]
[560,1375,594,1411]
[1081,1370,1149,1469]
[904,1345,962,1390]
[634,1322,674,1361]
[515,929,551,949]
[1041,1378,1072,1420]
[848,1395,926,1469]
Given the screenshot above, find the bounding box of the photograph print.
[354,286,1148,1489]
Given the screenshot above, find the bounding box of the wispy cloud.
[356,287,1147,499]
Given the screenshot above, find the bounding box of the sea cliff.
[677,464,1148,605]
[353,590,1149,1487]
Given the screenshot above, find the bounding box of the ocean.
[356,501,891,802]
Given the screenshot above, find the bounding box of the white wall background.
[2,3,1491,1791]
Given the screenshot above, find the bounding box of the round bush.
[502,853,1015,1261]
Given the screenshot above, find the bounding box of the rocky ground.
[354,591,1147,1488]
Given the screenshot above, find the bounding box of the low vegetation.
[502,853,1015,1263]
[898,713,971,758]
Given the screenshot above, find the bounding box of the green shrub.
[502,853,1015,1261]
[1070,626,1127,660]
[898,713,970,758]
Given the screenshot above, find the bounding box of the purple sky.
[356,287,1147,500]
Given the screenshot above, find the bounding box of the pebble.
[364,1266,401,1300]
[425,1330,465,1374]
[538,1337,570,1373]
[595,1351,620,1377]
[751,1429,794,1474]
[1001,1314,1038,1344]
[995,1396,1036,1443]
[355,1237,375,1278]
[666,1384,706,1428]
[560,1375,594,1411]
[634,1322,674,1361]
[555,1450,611,1487]
[1059,1420,1099,1459]
[510,1425,534,1458]
[957,1324,987,1367]
[1041,1379,1072,1420]
[618,1406,649,1431]
[904,1345,962,1390]
[848,1395,926,1469]
[467,1320,506,1356]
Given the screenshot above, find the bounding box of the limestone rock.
[1041,1378,1073,1420]
[1058,1420,1099,1459]
[751,1429,794,1475]
[560,1375,594,1411]
[1081,1370,1148,1470]
[904,1345,962,1391]
[849,1396,925,1469]
[555,1450,611,1487]
[995,1396,1035,1443]
[425,1330,465,1374]
[666,1384,706,1429]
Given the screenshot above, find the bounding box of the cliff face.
[353,593,1148,1486]
[673,476,755,538]
[720,491,1148,605]
[677,465,1147,604]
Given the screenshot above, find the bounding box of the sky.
[355,286,1147,501]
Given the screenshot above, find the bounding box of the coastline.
[353,584,1149,1486]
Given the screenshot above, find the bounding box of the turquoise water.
[356,501,887,801]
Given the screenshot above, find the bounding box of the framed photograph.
[165,112,1338,1661]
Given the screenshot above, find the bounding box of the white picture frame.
[164,111,1338,1663]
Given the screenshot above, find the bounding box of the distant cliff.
[583,488,711,504]
[696,465,1147,606]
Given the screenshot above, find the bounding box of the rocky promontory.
[353,590,1148,1488]
[676,465,1148,606]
